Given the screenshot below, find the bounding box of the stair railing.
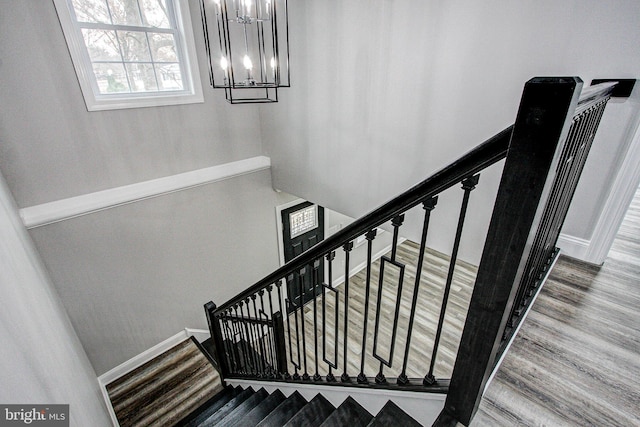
[205,77,614,424]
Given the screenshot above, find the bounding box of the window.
[54,0,203,111]
[289,205,318,238]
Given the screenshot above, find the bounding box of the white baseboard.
[97,328,211,427]
[226,378,444,426]
[20,156,271,229]
[555,233,590,261]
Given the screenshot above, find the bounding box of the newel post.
[439,77,583,426]
[204,301,229,377]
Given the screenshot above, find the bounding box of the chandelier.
[200,0,290,103]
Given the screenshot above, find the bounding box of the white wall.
[28,170,296,375]
[262,0,640,263]
[0,173,111,427]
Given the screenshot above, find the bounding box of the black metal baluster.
[241,299,259,376]
[323,251,337,382]
[299,267,310,380]
[341,241,354,382]
[425,174,479,385]
[512,113,587,317]
[312,260,322,381]
[277,281,292,380]
[285,297,300,380]
[263,287,276,377]
[398,196,438,385]
[253,294,267,376]
[228,306,239,373]
[292,292,302,380]
[218,312,233,374]
[375,214,405,384]
[258,290,271,375]
[357,229,377,384]
[267,284,280,378]
[238,301,250,375]
[224,312,239,374]
[228,307,240,374]
[248,297,262,377]
[235,303,251,374]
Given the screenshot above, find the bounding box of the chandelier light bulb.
[243,54,253,70]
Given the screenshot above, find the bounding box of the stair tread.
[283,394,335,427]
[256,391,308,427]
[178,386,241,427]
[368,401,423,427]
[319,396,373,427]
[198,387,254,426]
[214,388,269,426]
[227,389,286,427]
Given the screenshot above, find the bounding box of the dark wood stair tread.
[214,387,269,425]
[368,401,423,427]
[256,391,308,427]
[227,389,286,427]
[319,396,373,427]
[197,387,254,426]
[178,386,241,427]
[283,394,335,427]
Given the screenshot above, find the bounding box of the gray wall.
[262,0,640,262]
[29,171,295,375]
[0,173,112,426]
[0,0,263,208]
[0,0,296,376]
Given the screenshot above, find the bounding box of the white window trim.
[53,0,203,111]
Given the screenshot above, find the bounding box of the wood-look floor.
[472,186,640,426]
[286,240,478,382]
[107,338,223,427]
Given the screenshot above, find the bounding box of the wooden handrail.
[215,126,513,313]
[214,80,614,316]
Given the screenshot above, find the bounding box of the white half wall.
[0,172,112,426]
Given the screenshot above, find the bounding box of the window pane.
[126,63,158,91]
[72,0,111,23]
[107,0,143,26]
[93,63,131,93]
[82,29,121,61]
[117,31,152,61]
[290,206,318,238]
[149,33,177,62]
[156,63,183,90]
[141,0,170,28]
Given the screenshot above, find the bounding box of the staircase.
[179,386,423,427]
[197,77,616,427]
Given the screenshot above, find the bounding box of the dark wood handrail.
[215,125,514,313]
[214,81,615,316]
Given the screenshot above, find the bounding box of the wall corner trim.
[556,233,590,261]
[20,156,271,229]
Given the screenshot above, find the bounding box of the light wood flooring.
[472,186,640,426]
[286,240,478,382]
